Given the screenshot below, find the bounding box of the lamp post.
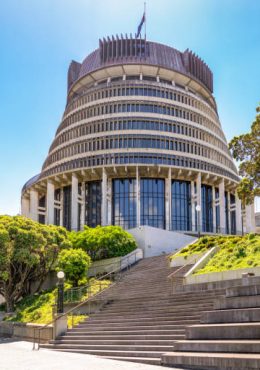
[57,271,65,314]
[196,204,201,239]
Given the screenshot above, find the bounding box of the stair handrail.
[32,248,140,351]
[64,248,142,302]
[167,261,194,293]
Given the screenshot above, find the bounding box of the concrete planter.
[170,252,203,267]
[186,266,260,285]
[0,321,53,342]
[88,248,143,277]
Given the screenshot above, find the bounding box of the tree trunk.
[5,295,15,313]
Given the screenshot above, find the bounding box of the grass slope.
[171,234,260,275]
[5,278,111,326]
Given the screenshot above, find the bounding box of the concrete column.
[219,178,225,233]
[165,169,171,230]
[246,203,256,233]
[60,189,64,227]
[101,168,107,226]
[21,196,30,217]
[71,174,79,231]
[227,192,231,235]
[136,167,141,227]
[46,181,55,225]
[107,178,112,225]
[212,186,216,233]
[235,193,242,235]
[80,182,86,230]
[29,189,39,221]
[251,202,256,232]
[196,173,202,228]
[191,181,196,231]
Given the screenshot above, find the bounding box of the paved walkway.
[0,339,183,370]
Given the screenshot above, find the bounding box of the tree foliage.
[56,248,91,287]
[70,225,137,261]
[0,215,71,312]
[229,103,260,205]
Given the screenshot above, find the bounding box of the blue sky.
[0,0,259,215]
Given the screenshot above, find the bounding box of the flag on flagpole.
[136,12,145,38]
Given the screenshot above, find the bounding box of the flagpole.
[144,2,146,40]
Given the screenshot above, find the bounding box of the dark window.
[85,181,102,227]
[38,196,46,225]
[231,210,236,235]
[225,191,229,234]
[202,185,213,232]
[171,180,191,231]
[140,178,165,229]
[112,179,136,229]
[230,193,236,234]
[63,186,71,230]
[54,188,61,226]
[54,208,60,226]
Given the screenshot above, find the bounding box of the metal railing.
[167,262,193,293]
[64,249,141,303]
[32,249,140,350]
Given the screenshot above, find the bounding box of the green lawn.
[170,234,260,275]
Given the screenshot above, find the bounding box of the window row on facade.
[45,134,233,171]
[66,79,217,121]
[50,118,229,155]
[38,179,237,235]
[41,153,239,183]
[58,99,223,140]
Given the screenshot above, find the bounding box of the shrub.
[70,226,137,261]
[0,215,71,312]
[57,248,91,287]
[248,233,256,240]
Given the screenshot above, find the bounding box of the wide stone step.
[87,315,199,324]
[91,313,202,322]
[78,319,199,327]
[161,351,260,369]
[101,303,213,314]
[72,324,186,331]
[105,355,161,365]
[53,338,175,345]
[107,291,221,303]
[215,295,260,310]
[108,297,216,308]
[64,333,185,340]
[40,347,164,358]
[187,323,260,340]
[68,328,185,335]
[174,340,260,353]
[201,308,260,324]
[41,343,173,352]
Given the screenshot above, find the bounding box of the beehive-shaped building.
[21,35,255,234]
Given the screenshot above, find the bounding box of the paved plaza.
[0,339,183,370]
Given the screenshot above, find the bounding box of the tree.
[229,103,260,205]
[0,216,71,312]
[56,248,91,287]
[70,225,137,261]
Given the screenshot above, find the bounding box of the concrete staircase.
[41,255,222,365]
[162,277,260,369]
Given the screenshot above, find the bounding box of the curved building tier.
[21,35,255,234]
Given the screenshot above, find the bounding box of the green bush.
[0,215,71,312]
[57,248,91,287]
[70,225,137,261]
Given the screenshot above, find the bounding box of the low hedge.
[69,225,137,261]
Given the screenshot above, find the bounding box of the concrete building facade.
[21,35,255,234]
